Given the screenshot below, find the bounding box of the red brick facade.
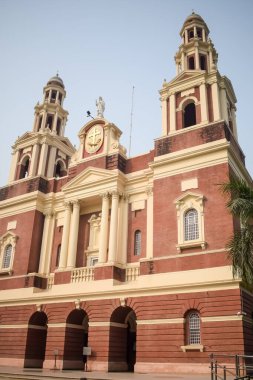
[0,12,252,374]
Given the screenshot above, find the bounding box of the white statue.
[96,96,105,118]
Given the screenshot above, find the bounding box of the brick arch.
[24,311,48,368]
[63,308,88,370]
[109,306,137,372]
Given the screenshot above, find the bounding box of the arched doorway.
[24,311,48,368]
[63,309,88,370]
[108,306,137,372]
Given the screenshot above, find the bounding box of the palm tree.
[221,178,253,285]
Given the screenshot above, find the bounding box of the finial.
[56,70,59,77]
[192,9,195,14]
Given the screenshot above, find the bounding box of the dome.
[47,74,65,89]
[180,12,209,36]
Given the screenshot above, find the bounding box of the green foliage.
[221,178,253,285]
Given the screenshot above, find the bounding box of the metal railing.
[210,353,253,380]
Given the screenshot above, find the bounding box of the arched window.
[134,230,141,256]
[184,102,196,128]
[46,114,53,130]
[188,56,195,70]
[55,161,65,178]
[19,156,30,179]
[187,312,201,345]
[2,244,12,269]
[188,29,194,40]
[184,209,199,241]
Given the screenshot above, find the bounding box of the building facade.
[0,13,252,373]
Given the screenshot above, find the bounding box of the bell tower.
[160,12,238,139]
[8,75,75,183]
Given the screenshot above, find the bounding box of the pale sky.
[0,0,252,186]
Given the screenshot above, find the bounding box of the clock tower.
[8,75,75,182]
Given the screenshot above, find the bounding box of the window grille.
[134,230,141,256]
[184,209,199,241]
[188,312,201,344]
[2,244,12,269]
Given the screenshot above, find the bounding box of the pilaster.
[59,202,72,269]
[108,191,119,263]
[67,200,80,269]
[98,193,110,264]
[146,187,153,259]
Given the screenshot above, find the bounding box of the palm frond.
[221,178,253,224]
[227,227,253,285]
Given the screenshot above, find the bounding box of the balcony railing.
[71,267,94,283]
[125,264,140,282]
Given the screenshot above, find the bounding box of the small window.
[51,90,57,103]
[134,230,141,256]
[46,115,53,130]
[90,257,98,266]
[2,245,12,269]
[56,244,61,267]
[56,118,61,135]
[188,56,195,70]
[19,156,30,179]
[184,209,199,241]
[188,312,201,344]
[196,28,202,39]
[55,161,65,178]
[200,55,206,70]
[184,103,196,128]
[188,29,194,40]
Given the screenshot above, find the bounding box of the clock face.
[85,125,104,154]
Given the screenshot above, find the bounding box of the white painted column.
[47,146,57,178]
[59,202,72,269]
[146,187,153,259]
[37,142,48,176]
[44,213,55,274]
[8,150,19,182]
[30,144,40,176]
[182,52,185,71]
[98,193,110,263]
[108,191,119,263]
[33,112,39,132]
[52,111,59,133]
[67,200,80,268]
[208,48,214,71]
[200,83,208,123]
[161,97,168,136]
[120,194,129,265]
[39,212,55,274]
[220,87,229,124]
[195,45,200,69]
[169,93,176,132]
[231,107,238,139]
[41,111,47,129]
[211,81,221,121]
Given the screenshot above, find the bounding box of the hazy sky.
[0,0,252,186]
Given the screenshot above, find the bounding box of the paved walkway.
[0,366,214,380]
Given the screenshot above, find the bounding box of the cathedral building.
[0,13,252,373]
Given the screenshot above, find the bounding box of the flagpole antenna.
[129,85,135,157]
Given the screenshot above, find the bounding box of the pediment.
[62,166,119,192]
[15,132,33,143]
[168,70,204,86]
[174,191,204,204]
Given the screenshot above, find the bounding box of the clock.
[85,125,104,154]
